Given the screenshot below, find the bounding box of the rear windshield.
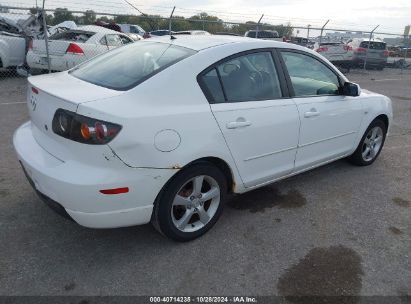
[320,42,343,46]
[246,31,279,38]
[70,42,196,91]
[50,31,95,43]
[359,41,386,50]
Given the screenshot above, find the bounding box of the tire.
[377,65,384,71]
[348,119,387,166]
[151,162,227,242]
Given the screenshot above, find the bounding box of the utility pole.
[256,14,264,38]
[319,19,330,46]
[42,0,51,73]
[363,25,379,70]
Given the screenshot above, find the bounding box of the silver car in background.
[315,42,354,71]
[348,39,389,70]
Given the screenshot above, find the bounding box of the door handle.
[226,120,252,129]
[304,109,320,118]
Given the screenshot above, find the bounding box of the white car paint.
[27,25,135,71]
[14,36,393,230]
[0,32,26,69]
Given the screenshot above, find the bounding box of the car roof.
[148,35,297,51]
[76,25,121,35]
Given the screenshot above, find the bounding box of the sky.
[2,0,410,35]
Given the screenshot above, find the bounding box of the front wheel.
[348,119,387,166]
[151,163,227,241]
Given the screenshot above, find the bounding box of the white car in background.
[174,30,211,36]
[27,25,136,72]
[14,36,392,241]
[315,41,354,71]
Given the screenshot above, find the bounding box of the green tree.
[52,8,75,25]
[82,10,96,25]
[188,12,226,33]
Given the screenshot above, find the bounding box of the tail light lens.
[28,39,33,50]
[355,47,366,54]
[383,50,389,57]
[66,43,84,55]
[143,32,150,39]
[343,45,352,51]
[316,46,328,53]
[52,109,121,145]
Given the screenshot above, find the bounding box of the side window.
[120,35,133,44]
[105,34,122,47]
[281,51,340,97]
[201,69,225,103]
[216,52,282,102]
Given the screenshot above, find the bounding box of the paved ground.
[0,68,410,299]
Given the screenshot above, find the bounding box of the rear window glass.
[359,41,386,50]
[50,31,95,43]
[70,42,196,91]
[246,31,279,38]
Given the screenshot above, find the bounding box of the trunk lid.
[27,72,123,161]
[32,39,71,56]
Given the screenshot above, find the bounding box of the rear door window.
[201,69,225,103]
[200,51,283,103]
[105,34,123,46]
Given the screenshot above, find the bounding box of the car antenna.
[169,6,176,40]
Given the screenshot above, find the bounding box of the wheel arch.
[374,114,389,130]
[185,157,236,193]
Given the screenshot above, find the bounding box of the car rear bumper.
[353,57,387,66]
[26,52,85,72]
[13,121,176,228]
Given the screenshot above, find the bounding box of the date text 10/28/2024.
[149,297,257,303]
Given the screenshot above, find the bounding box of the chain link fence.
[1,4,410,80]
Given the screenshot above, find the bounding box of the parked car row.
[0,12,393,75]
[314,39,389,71]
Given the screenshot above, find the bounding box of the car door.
[279,50,364,171]
[198,50,300,188]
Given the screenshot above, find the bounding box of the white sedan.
[26,25,136,72]
[14,36,393,241]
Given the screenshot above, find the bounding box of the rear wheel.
[348,119,387,166]
[152,162,227,241]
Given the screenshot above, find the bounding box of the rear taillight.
[343,45,352,51]
[31,87,38,94]
[316,46,328,53]
[383,50,389,57]
[355,47,366,54]
[66,43,84,55]
[143,33,150,39]
[52,109,121,145]
[28,39,33,50]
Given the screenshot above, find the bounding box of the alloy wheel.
[362,126,383,162]
[171,175,220,233]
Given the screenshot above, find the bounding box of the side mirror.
[342,82,361,97]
